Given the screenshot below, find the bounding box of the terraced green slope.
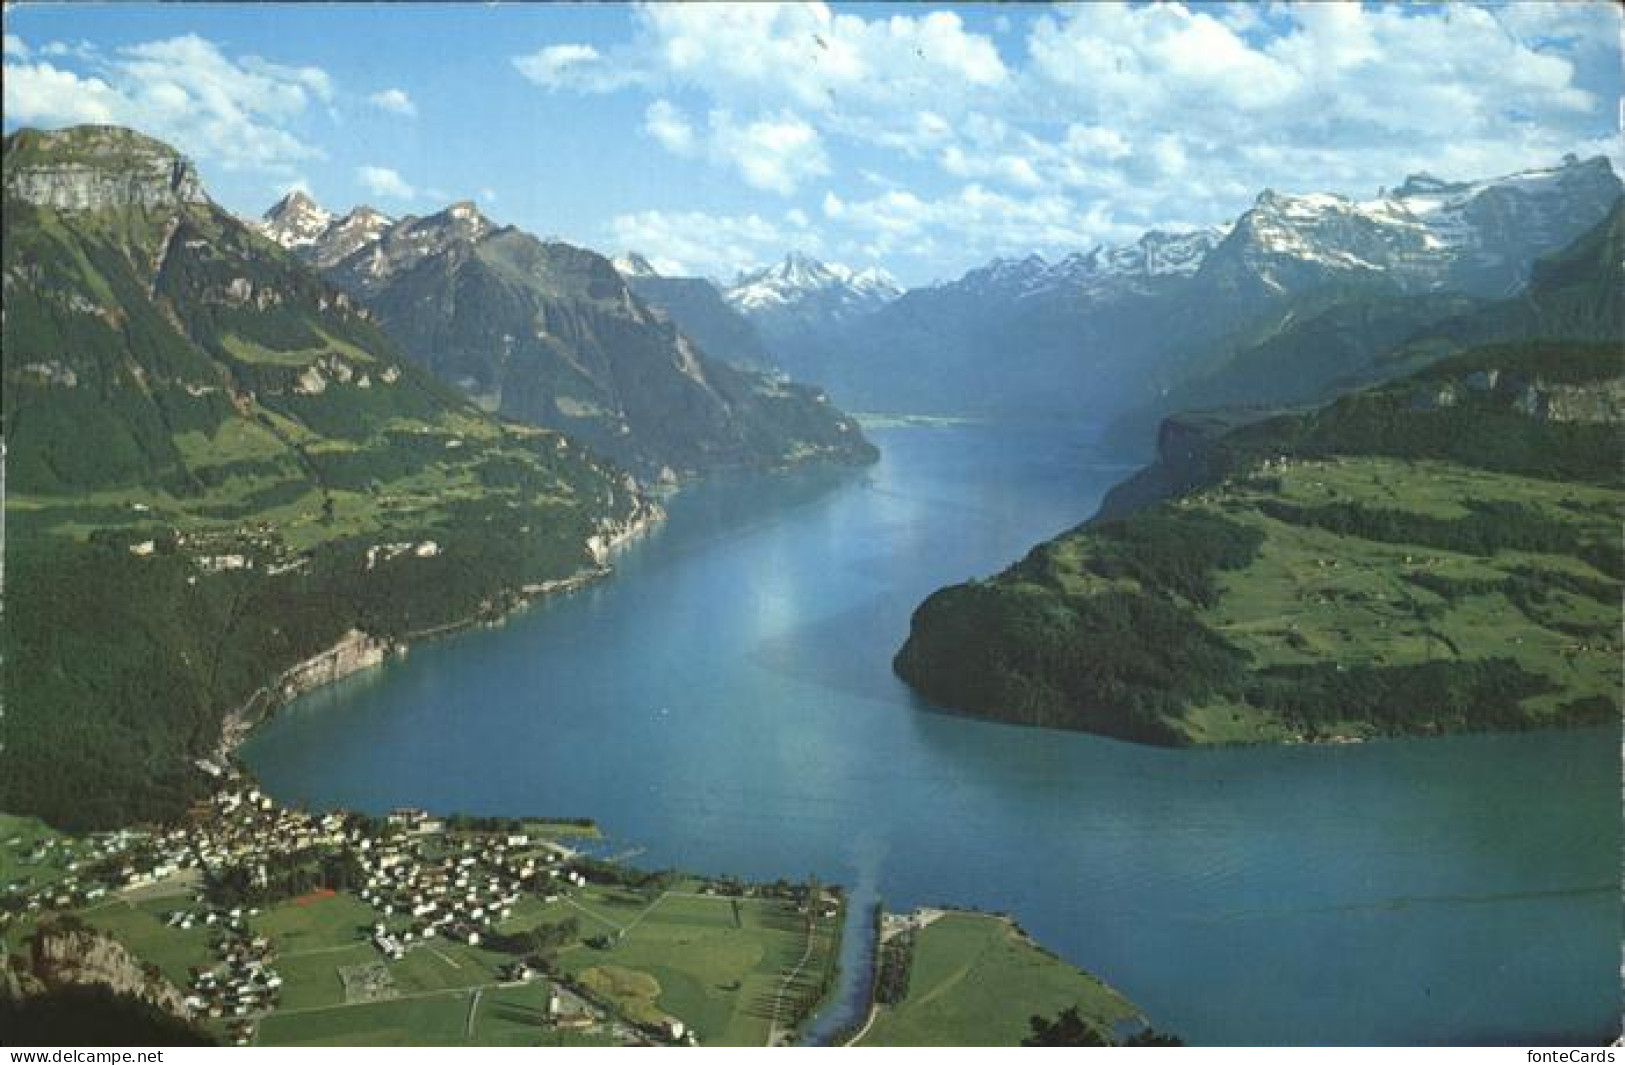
[2,126,657,829]
[896,341,1622,745]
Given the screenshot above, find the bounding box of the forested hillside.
[2,126,658,828]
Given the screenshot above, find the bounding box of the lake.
[244,421,1622,1046]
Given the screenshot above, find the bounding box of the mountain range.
[692,155,1620,430]
[725,251,900,323]
[1114,195,1625,441]
[259,195,875,480]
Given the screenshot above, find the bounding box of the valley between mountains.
[2,120,1620,1048]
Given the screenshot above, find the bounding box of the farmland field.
[858,912,1136,1047]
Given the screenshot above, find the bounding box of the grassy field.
[548,888,841,1046]
[255,980,616,1047]
[518,819,601,839]
[272,944,378,1011]
[30,876,836,1045]
[256,989,476,1046]
[469,981,616,1046]
[858,912,1137,1047]
[0,814,81,895]
[897,339,1624,747]
[1178,456,1621,741]
[908,449,1621,746]
[79,898,217,989]
[251,892,377,954]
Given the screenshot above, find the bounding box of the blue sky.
[4,2,1621,286]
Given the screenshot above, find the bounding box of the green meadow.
[553,890,842,1045]
[858,912,1136,1047]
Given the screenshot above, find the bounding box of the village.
[0,771,844,1047]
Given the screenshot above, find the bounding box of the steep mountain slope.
[613,252,774,370]
[2,126,658,829]
[896,339,1622,746]
[267,204,874,480]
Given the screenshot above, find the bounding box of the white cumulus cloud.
[2,33,334,173]
[367,87,417,117]
[708,110,829,195]
[522,1,1619,275]
[513,42,640,92]
[356,165,415,201]
[643,100,696,155]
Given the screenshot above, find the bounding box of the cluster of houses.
[4,780,709,1047]
[134,784,351,890]
[354,808,582,958]
[177,909,282,1043]
[1,831,128,915]
[5,783,347,908]
[125,519,299,576]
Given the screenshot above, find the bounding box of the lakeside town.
[1,769,845,1046]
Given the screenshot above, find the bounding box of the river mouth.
[244,421,1623,1046]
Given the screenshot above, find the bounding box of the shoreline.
[209,501,665,771]
[208,442,882,780]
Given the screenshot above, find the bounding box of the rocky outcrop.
[3,126,207,212]
[278,629,391,702]
[1514,378,1625,423]
[23,924,190,1019]
[1411,368,1625,424]
[588,484,665,565]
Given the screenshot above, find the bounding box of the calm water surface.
[246,422,1622,1045]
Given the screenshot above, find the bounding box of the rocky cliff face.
[25,925,190,1019]
[1410,367,1625,424]
[3,126,207,212]
[278,628,392,701]
[1093,409,1277,521]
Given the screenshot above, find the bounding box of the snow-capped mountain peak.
[1208,154,1621,296]
[726,252,900,317]
[849,265,901,293]
[260,189,335,249]
[942,227,1230,302]
[413,201,493,243]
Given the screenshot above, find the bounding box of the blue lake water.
[245,422,1622,1046]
